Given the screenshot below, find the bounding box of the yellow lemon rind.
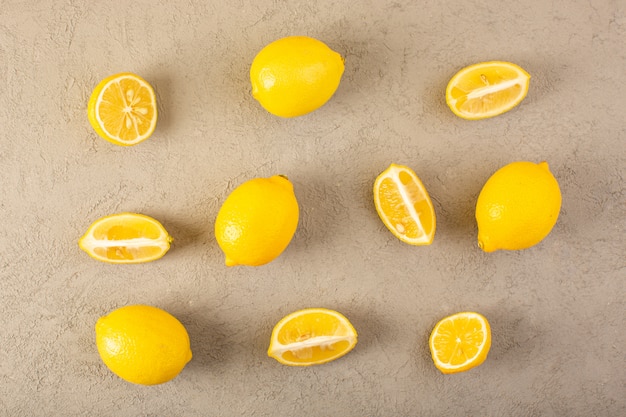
[476,161,561,252]
[215,175,299,267]
[250,36,345,118]
[95,304,192,385]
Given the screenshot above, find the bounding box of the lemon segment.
[215,175,299,266]
[446,61,530,120]
[79,213,172,263]
[250,36,344,117]
[87,72,157,146]
[476,161,561,252]
[95,305,192,385]
[373,163,436,245]
[268,308,358,366]
[429,311,491,374]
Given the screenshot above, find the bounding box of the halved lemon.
[429,311,491,374]
[79,213,172,264]
[268,308,358,366]
[446,61,530,120]
[87,73,158,146]
[373,163,436,245]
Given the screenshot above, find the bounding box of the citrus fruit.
[214,175,299,266]
[429,311,491,374]
[250,36,344,117]
[95,305,192,385]
[446,61,530,120]
[268,308,358,366]
[87,72,157,146]
[79,213,172,264]
[476,161,561,252]
[373,163,436,245]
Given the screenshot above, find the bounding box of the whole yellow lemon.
[95,305,192,385]
[215,175,299,266]
[250,36,344,117]
[476,161,561,252]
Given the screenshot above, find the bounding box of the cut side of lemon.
[446,61,530,120]
[373,163,436,245]
[268,308,358,366]
[429,311,491,374]
[79,213,172,264]
[87,73,158,146]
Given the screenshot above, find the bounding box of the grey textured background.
[1,0,625,416]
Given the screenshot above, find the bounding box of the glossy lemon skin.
[250,36,344,117]
[476,161,561,252]
[214,175,299,266]
[95,305,192,385]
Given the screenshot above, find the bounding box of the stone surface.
[1,0,624,415]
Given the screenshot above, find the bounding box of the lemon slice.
[79,213,172,264]
[373,163,436,245]
[87,73,158,146]
[446,61,530,120]
[429,312,491,374]
[268,308,358,366]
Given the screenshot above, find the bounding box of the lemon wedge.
[446,61,530,120]
[373,163,436,245]
[268,308,358,366]
[79,213,172,264]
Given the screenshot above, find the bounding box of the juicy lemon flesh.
[79,213,172,264]
[446,61,530,120]
[250,36,344,117]
[476,161,561,252]
[215,175,299,266]
[429,312,491,374]
[374,164,436,245]
[268,308,358,366]
[95,305,192,385]
[88,73,157,146]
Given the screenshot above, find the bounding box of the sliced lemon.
[429,311,491,374]
[373,163,436,245]
[79,213,172,264]
[446,61,530,120]
[87,73,158,146]
[268,308,358,366]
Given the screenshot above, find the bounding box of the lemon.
[214,175,299,266]
[373,163,436,245]
[268,308,358,366]
[446,61,530,120]
[429,312,491,374]
[78,213,172,264]
[87,72,158,146]
[95,305,192,385]
[250,36,344,117]
[476,161,561,252]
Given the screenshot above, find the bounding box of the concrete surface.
[1,0,624,415]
